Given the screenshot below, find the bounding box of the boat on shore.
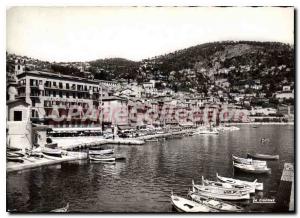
[7,152,24,158]
[50,203,69,212]
[188,188,243,212]
[192,180,250,200]
[201,176,255,193]
[7,156,24,163]
[233,162,271,174]
[42,147,62,157]
[247,153,279,160]
[232,155,267,166]
[170,192,211,212]
[88,149,114,155]
[216,173,263,191]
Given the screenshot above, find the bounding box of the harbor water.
[7,125,294,212]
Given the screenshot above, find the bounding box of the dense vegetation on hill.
[7,41,294,96]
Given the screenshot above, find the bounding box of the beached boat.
[7,152,24,158]
[88,149,114,155]
[89,155,116,162]
[50,203,69,212]
[7,146,22,152]
[42,147,62,157]
[188,189,243,212]
[201,176,255,193]
[170,192,211,212]
[247,153,279,160]
[7,156,24,163]
[192,180,250,200]
[232,155,267,166]
[216,173,263,191]
[233,162,271,174]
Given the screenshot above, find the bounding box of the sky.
[6,7,294,62]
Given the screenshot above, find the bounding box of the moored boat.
[192,180,250,200]
[88,149,114,155]
[170,192,211,212]
[42,147,62,157]
[216,173,263,191]
[145,139,159,142]
[188,188,243,212]
[89,155,116,162]
[201,176,255,193]
[7,152,24,158]
[7,156,24,163]
[233,162,271,174]
[247,153,279,160]
[232,155,267,166]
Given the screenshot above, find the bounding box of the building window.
[66,92,69,98]
[53,82,57,87]
[13,111,22,121]
[53,91,56,97]
[66,83,69,89]
[59,91,62,98]
[59,82,63,89]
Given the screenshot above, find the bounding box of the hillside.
[7,41,294,97]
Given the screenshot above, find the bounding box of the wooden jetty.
[273,163,294,212]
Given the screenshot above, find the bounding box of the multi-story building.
[15,70,111,129]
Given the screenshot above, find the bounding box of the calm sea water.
[7,125,294,212]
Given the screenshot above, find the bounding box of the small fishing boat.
[201,176,255,193]
[7,156,24,163]
[42,147,62,157]
[252,126,259,128]
[247,153,279,160]
[50,203,69,212]
[170,192,211,212]
[145,139,159,142]
[216,173,263,191]
[188,188,243,212]
[232,155,267,166]
[192,180,250,200]
[88,149,114,155]
[7,146,22,152]
[89,155,116,162]
[7,152,24,158]
[233,162,271,174]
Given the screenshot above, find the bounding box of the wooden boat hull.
[233,162,271,174]
[89,156,116,162]
[216,173,263,191]
[171,194,211,212]
[193,182,250,200]
[7,157,24,163]
[189,192,243,212]
[89,149,114,155]
[202,177,254,193]
[232,155,266,166]
[247,153,279,160]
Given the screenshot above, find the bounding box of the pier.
[273,163,294,212]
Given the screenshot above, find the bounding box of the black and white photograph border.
[1,1,298,215]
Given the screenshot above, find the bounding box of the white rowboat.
[170,192,211,212]
[192,180,250,200]
[189,189,243,212]
[216,173,263,191]
[201,176,255,193]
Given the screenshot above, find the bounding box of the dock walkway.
[273,163,294,212]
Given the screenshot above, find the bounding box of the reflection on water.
[7,125,294,212]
